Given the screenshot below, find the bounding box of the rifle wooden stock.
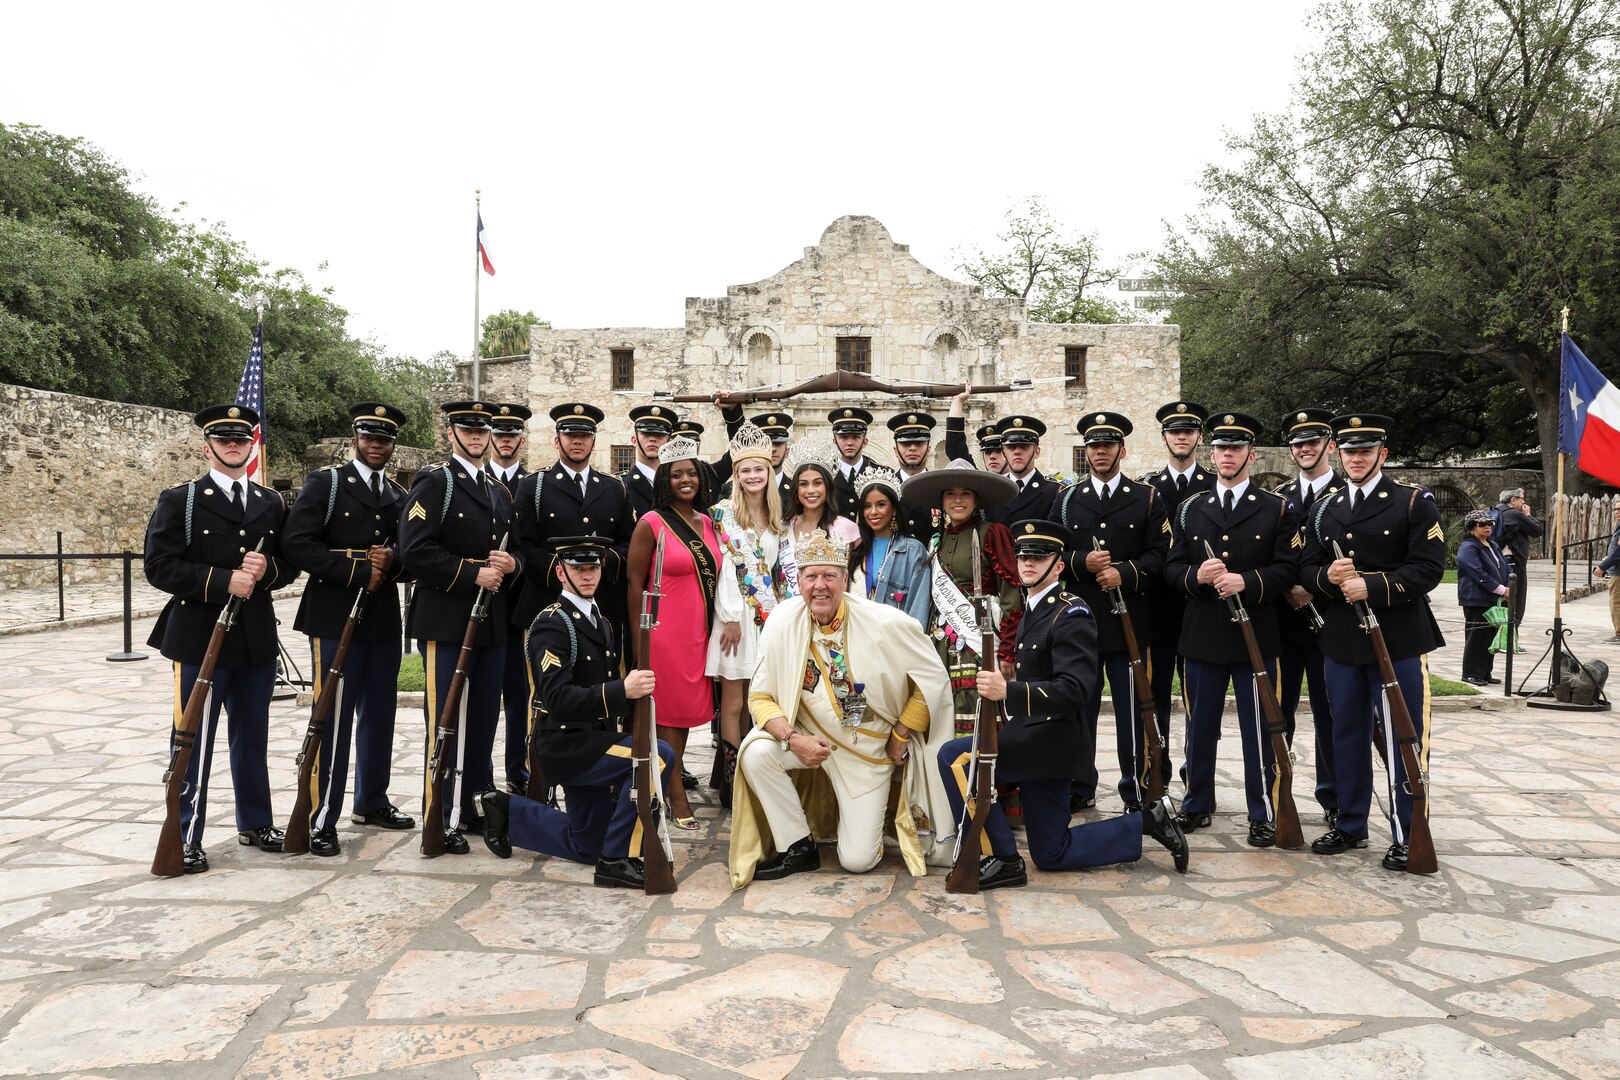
[283,588,368,853]
[1204,542,1303,850]
[152,539,262,877]
[1094,539,1165,804]
[421,534,507,858]
[665,370,1054,404]
[634,532,677,894]
[946,598,1000,894]
[1332,543,1437,874]
[523,711,549,803]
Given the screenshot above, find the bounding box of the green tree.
[1156,0,1620,484]
[956,198,1131,324]
[480,308,547,358]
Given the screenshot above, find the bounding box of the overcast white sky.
[4,1,1318,361]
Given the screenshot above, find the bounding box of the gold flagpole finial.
[1561,306,1570,333]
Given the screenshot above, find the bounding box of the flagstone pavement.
[0,570,1617,1079]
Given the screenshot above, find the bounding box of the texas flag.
[1559,332,1620,488]
[477,212,496,276]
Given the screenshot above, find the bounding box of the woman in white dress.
[706,424,784,807]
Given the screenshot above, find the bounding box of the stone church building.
[466,215,1180,476]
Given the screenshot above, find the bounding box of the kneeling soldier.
[475,536,671,889]
[940,519,1188,890]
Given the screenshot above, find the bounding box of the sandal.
[671,815,701,832]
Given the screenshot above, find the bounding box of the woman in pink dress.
[626,439,722,828]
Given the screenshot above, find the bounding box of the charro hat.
[750,412,794,444]
[1283,407,1334,445]
[994,414,1046,445]
[488,402,532,435]
[350,402,405,439]
[1010,518,1077,557]
[1330,413,1392,449]
[886,411,936,443]
[1078,411,1133,444]
[549,402,605,434]
[1156,401,1208,431]
[552,535,609,565]
[1208,411,1262,447]
[628,404,676,435]
[899,458,1019,510]
[442,400,494,430]
[195,403,258,439]
[827,407,873,434]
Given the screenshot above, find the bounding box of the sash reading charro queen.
[929,554,979,648]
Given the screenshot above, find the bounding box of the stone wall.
[0,384,196,589]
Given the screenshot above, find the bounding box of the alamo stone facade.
[461,216,1182,476]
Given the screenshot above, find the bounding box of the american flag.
[234,323,266,481]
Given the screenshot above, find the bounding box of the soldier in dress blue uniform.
[400,400,523,853]
[1272,408,1344,825]
[888,411,939,541]
[1055,412,1171,811]
[622,404,676,522]
[987,415,1057,525]
[1144,401,1214,790]
[1166,413,1302,847]
[937,519,1188,890]
[145,404,299,873]
[281,402,415,855]
[751,411,796,506]
[475,536,673,889]
[829,407,877,521]
[1302,413,1445,872]
[485,403,534,793]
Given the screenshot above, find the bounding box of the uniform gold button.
[583,517,590,524]
[1222,535,1229,541]
[239,547,246,553]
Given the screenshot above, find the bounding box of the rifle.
[634,530,677,894]
[283,587,368,853]
[524,706,552,805]
[649,370,1071,404]
[1202,540,1304,850]
[946,592,1002,894]
[1092,538,1166,804]
[152,539,264,877]
[1330,541,1438,874]
[421,533,507,858]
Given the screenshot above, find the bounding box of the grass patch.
[1440,569,1457,585]
[398,654,425,692]
[1429,675,1480,696]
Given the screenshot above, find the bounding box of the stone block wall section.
[512,216,1183,475]
[0,384,197,590]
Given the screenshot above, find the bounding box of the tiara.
[793,527,849,569]
[658,435,700,465]
[856,465,902,500]
[728,422,774,465]
[784,433,841,474]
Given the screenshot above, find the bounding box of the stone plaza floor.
[0,568,1617,1078]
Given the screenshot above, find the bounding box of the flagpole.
[1555,306,1569,621]
[473,189,482,400]
[255,296,270,490]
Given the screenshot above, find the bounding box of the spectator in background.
[1595,502,1620,643]
[1457,510,1511,686]
[1493,488,1542,648]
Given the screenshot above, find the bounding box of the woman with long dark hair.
[626,436,722,829]
[853,467,930,628]
[779,437,860,598]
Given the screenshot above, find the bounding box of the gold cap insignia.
[1296,412,1308,422]
[227,407,240,418]
[1025,523,1036,533]
[651,407,662,415]
[1350,417,1363,426]
[1225,415,1235,424]
[908,414,917,423]
[473,402,485,411]
[1095,414,1106,423]
[1013,418,1022,425]
[767,415,777,424]
[1176,404,1188,413]
[574,405,584,414]
[375,407,386,416]
[843,409,853,417]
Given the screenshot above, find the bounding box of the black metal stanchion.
[56,531,65,622]
[106,551,147,662]
[1502,574,1515,697]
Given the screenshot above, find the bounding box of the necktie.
[1224,489,1235,514]
[1176,474,1188,495]
[1301,482,1314,510]
[589,604,601,629]
[578,472,588,499]
[1352,489,1364,512]
[370,472,382,498]
[231,480,244,514]
[1100,482,1112,505]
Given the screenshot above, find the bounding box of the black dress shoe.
[681,769,699,791]
[1175,811,1213,832]
[1144,801,1190,874]
[753,837,820,881]
[182,842,209,874]
[1323,808,1340,827]
[477,789,512,860]
[1487,677,1502,684]
[979,853,1028,890]
[1382,842,1410,871]
[1311,828,1369,855]
[442,829,470,855]
[594,856,646,889]
[460,812,486,836]
[1069,793,1097,813]
[1122,800,1143,814]
[238,826,285,852]
[308,827,341,857]
[352,804,415,830]
[1247,819,1277,848]
[1462,675,1490,686]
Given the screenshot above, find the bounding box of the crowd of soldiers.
[146,389,1444,887]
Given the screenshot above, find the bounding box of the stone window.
[932,333,959,365]
[1065,346,1087,388]
[837,336,871,374]
[747,332,773,366]
[1073,446,1090,475]
[612,349,635,390]
[610,444,633,474]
